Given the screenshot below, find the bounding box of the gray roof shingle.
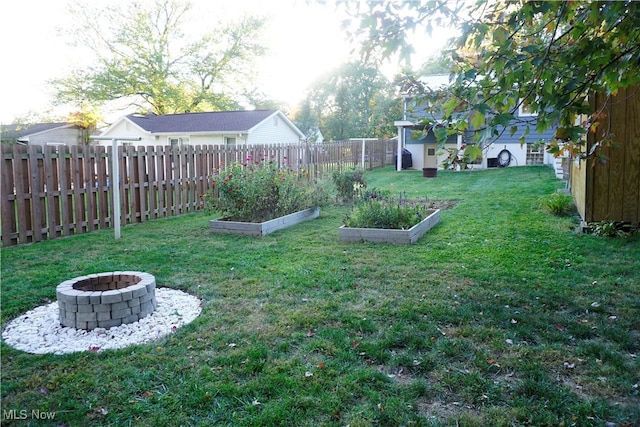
[126,110,279,133]
[1,122,70,139]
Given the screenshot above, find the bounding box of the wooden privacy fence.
[1,139,396,246]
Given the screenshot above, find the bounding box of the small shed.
[569,85,640,225]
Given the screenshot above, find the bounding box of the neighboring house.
[395,74,561,175]
[98,109,305,146]
[1,122,85,146]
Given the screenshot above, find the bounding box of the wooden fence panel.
[1,145,17,246]
[70,146,85,234]
[84,145,97,232]
[586,86,640,223]
[156,146,167,218]
[15,146,31,243]
[96,146,109,229]
[179,146,189,214]
[607,93,627,220]
[147,147,158,220]
[1,139,390,246]
[59,146,72,236]
[622,85,640,223]
[43,147,59,239]
[136,146,146,222]
[28,145,44,242]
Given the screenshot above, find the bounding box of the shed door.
[423,145,437,168]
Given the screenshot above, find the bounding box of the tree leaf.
[464,145,482,163]
[471,111,485,129]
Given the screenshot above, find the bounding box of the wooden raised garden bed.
[339,209,440,244]
[210,207,320,237]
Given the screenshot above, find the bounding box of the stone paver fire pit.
[56,271,157,330]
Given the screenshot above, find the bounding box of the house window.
[526,143,545,165]
[225,137,236,145]
[168,137,189,146]
[529,144,542,154]
[518,99,537,117]
[427,148,436,156]
[273,116,279,126]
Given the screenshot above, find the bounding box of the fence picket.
[96,146,109,229]
[43,146,60,238]
[14,145,31,243]
[1,145,17,246]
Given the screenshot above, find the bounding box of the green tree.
[299,62,400,141]
[337,0,640,159]
[294,99,322,142]
[52,0,267,115]
[66,103,103,144]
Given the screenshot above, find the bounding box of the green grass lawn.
[2,166,639,426]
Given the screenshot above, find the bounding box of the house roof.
[1,122,72,140]
[125,110,283,134]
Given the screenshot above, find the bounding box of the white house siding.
[403,142,458,170]
[189,135,224,145]
[406,140,547,171]
[248,116,301,145]
[403,144,424,170]
[28,128,84,146]
[403,115,558,171]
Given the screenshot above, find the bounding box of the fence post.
[89,136,141,239]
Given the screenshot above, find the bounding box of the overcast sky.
[0,0,452,124]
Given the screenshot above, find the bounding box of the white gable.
[247,111,303,145]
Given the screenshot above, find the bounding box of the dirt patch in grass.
[427,199,459,210]
[375,364,417,385]
[417,399,485,423]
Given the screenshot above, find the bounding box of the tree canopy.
[52,0,267,115]
[296,62,400,141]
[338,0,640,160]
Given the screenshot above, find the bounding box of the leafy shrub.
[591,221,639,238]
[538,191,575,216]
[206,155,330,222]
[343,190,430,229]
[332,168,366,202]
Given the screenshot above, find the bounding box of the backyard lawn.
[1,166,638,426]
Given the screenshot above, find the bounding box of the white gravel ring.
[2,288,202,355]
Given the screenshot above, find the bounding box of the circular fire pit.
[56,271,157,330]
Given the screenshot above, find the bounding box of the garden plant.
[538,191,576,217]
[206,155,330,223]
[342,188,431,230]
[1,166,638,426]
[331,167,367,202]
